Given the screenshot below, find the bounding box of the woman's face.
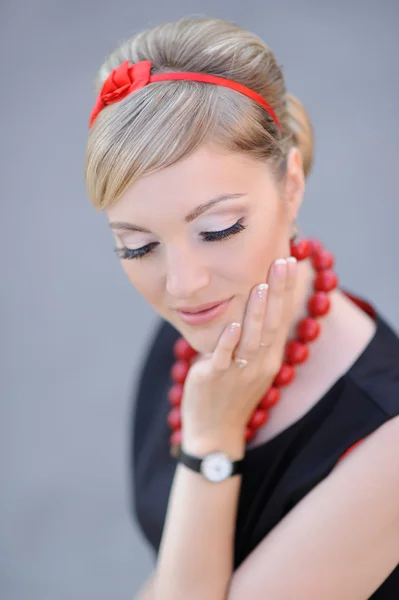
[107,144,304,353]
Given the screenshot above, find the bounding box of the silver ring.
[234,357,249,369]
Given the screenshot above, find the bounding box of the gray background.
[1,0,398,598]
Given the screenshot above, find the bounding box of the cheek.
[230,219,287,286]
[121,262,162,308]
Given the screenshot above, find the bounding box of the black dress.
[131,296,399,598]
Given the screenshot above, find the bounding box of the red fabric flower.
[89,60,152,127]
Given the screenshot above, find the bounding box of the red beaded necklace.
[167,238,338,456]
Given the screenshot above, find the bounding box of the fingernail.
[229,322,241,334]
[274,258,287,276]
[257,283,268,299]
[286,257,297,264]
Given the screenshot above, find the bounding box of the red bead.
[167,407,182,429]
[168,383,184,406]
[173,337,197,361]
[308,239,323,255]
[296,317,320,343]
[170,360,190,383]
[273,363,295,387]
[314,270,338,292]
[245,427,255,442]
[312,249,334,271]
[290,239,310,261]
[248,409,269,429]
[308,292,331,317]
[285,340,309,365]
[170,429,182,446]
[259,386,280,409]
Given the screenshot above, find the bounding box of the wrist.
[182,428,246,460]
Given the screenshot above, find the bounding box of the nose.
[165,246,210,300]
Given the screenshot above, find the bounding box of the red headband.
[89,60,280,130]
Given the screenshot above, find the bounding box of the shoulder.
[132,319,178,453]
[347,311,399,418]
[136,318,179,390]
[333,314,399,470]
[270,311,399,508]
[142,318,179,369]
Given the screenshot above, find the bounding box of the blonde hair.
[85,16,314,210]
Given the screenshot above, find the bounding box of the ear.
[283,147,305,221]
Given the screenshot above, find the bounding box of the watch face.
[201,452,233,483]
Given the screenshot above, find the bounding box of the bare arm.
[228,416,399,599]
[153,434,244,600]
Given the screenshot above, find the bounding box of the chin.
[185,333,218,355]
[178,321,231,355]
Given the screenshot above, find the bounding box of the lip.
[175,299,229,314]
[177,298,232,326]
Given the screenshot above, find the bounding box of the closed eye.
[114,218,247,260]
[201,218,247,242]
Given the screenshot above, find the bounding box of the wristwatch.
[178,448,245,483]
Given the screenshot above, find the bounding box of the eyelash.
[114,218,247,261]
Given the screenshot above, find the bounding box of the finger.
[233,283,268,358]
[280,256,298,328]
[260,258,289,349]
[211,322,241,371]
[272,256,298,346]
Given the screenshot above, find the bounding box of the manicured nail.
[286,256,297,264]
[229,322,241,334]
[274,258,287,276]
[257,283,268,299]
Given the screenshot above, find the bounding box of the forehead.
[107,144,272,222]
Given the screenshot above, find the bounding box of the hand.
[181,257,297,453]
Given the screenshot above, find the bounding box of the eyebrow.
[109,193,247,233]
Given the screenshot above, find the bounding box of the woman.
[85,17,399,599]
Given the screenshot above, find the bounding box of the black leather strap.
[178,448,245,475]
